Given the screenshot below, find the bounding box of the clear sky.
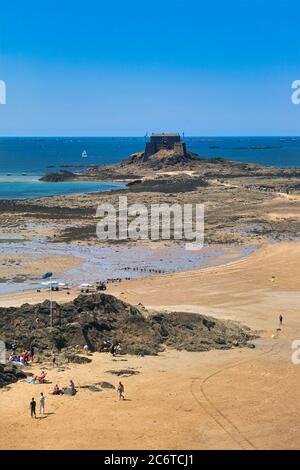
[0,0,299,136]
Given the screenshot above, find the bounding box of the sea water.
[0,136,299,199]
[0,174,125,200]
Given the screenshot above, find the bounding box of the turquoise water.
[0,136,298,199]
[0,175,124,199]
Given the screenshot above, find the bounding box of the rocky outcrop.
[122,149,202,169]
[39,170,77,182]
[0,363,26,388]
[127,175,208,193]
[0,294,256,359]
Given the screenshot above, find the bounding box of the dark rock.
[97,381,115,389]
[39,171,77,182]
[80,385,101,392]
[63,353,92,364]
[0,363,27,388]
[122,149,201,169]
[127,175,208,193]
[63,388,77,396]
[0,293,256,364]
[105,369,140,376]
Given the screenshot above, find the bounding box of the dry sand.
[0,241,300,449]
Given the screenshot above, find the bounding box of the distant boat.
[82,150,88,158]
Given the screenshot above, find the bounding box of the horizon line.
[0,135,299,139]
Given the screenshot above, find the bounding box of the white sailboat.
[82,150,88,158]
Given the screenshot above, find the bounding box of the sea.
[0,136,299,199]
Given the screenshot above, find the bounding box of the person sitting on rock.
[37,371,47,383]
[52,384,63,395]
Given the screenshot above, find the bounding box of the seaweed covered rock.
[0,293,256,358]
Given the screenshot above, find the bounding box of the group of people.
[104,340,121,356]
[25,313,285,420]
[84,340,122,356]
[110,342,121,356]
[29,379,124,418]
[123,266,165,274]
[52,379,76,396]
[30,380,76,418]
[28,369,47,384]
[30,392,45,418]
[106,277,124,283]
[9,346,34,365]
[8,339,129,420]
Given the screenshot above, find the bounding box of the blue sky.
[0,0,299,136]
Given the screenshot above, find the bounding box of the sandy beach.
[0,241,299,450]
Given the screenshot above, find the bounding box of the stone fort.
[144,133,186,158]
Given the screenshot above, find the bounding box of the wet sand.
[0,240,254,298]
[0,241,299,449]
[0,253,83,283]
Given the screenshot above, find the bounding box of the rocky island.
[39,170,78,182]
[25,133,299,246]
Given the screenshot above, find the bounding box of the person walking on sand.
[30,398,36,418]
[39,392,45,415]
[117,381,125,401]
[279,314,283,326]
[52,352,56,368]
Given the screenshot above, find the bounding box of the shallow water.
[0,234,256,295]
[0,175,125,200]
